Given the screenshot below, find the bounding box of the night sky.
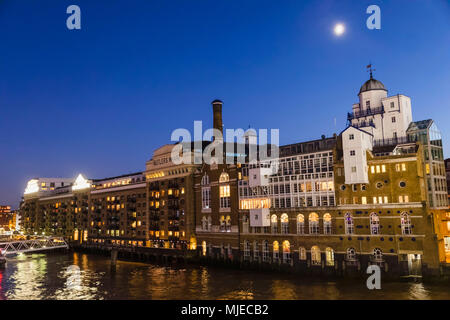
[1,0,449,208]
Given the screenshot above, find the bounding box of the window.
[281,214,289,234]
[371,166,375,174]
[219,172,229,183]
[401,212,412,235]
[344,213,354,234]
[297,214,305,234]
[361,196,367,204]
[252,241,259,260]
[325,247,334,266]
[311,246,321,265]
[225,215,231,232]
[390,102,395,109]
[299,247,306,260]
[273,241,280,262]
[262,241,269,262]
[271,215,278,234]
[351,166,357,173]
[381,165,386,173]
[346,248,356,261]
[219,185,230,208]
[282,241,291,264]
[392,117,396,123]
[244,241,251,261]
[349,134,354,140]
[323,213,332,234]
[309,212,319,234]
[370,213,380,235]
[350,150,356,156]
[202,187,211,209]
[373,248,383,262]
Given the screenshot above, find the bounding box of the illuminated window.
[219,172,229,183]
[311,246,321,265]
[297,214,305,234]
[381,165,386,173]
[271,215,278,234]
[376,165,380,173]
[219,185,230,208]
[309,212,319,234]
[323,213,332,234]
[401,163,406,171]
[371,166,375,174]
[281,214,289,234]
[325,247,334,266]
[361,196,367,204]
[273,241,280,262]
[282,241,291,264]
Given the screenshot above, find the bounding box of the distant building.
[0,205,16,235]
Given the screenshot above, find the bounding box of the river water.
[0,252,448,300]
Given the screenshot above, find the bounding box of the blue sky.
[0,0,449,208]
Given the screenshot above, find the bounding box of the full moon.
[334,23,345,36]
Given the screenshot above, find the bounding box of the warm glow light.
[72,174,91,191]
[24,179,39,195]
[334,23,345,36]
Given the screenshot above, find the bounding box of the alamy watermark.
[170,121,280,166]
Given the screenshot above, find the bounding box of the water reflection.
[0,252,448,300]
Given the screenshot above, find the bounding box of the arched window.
[309,212,319,234]
[344,213,354,235]
[373,248,383,262]
[201,216,207,230]
[370,213,380,235]
[323,213,332,234]
[325,247,334,266]
[281,213,289,234]
[311,246,321,265]
[219,172,229,183]
[299,247,306,260]
[253,241,259,260]
[262,241,269,262]
[346,247,356,261]
[297,214,305,234]
[401,212,412,235]
[282,240,291,263]
[201,174,210,186]
[244,241,251,261]
[273,241,280,262]
[225,215,232,232]
[202,241,207,256]
[271,215,278,234]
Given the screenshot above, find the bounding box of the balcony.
[347,106,384,120]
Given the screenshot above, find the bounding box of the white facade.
[341,126,373,184]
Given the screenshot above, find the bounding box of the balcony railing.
[347,106,384,120]
[373,136,416,148]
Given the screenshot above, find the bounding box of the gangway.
[0,237,69,256]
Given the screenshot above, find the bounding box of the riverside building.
[19,71,449,277]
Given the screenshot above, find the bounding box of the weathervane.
[367,63,375,79]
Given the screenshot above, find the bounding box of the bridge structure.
[0,237,69,256]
